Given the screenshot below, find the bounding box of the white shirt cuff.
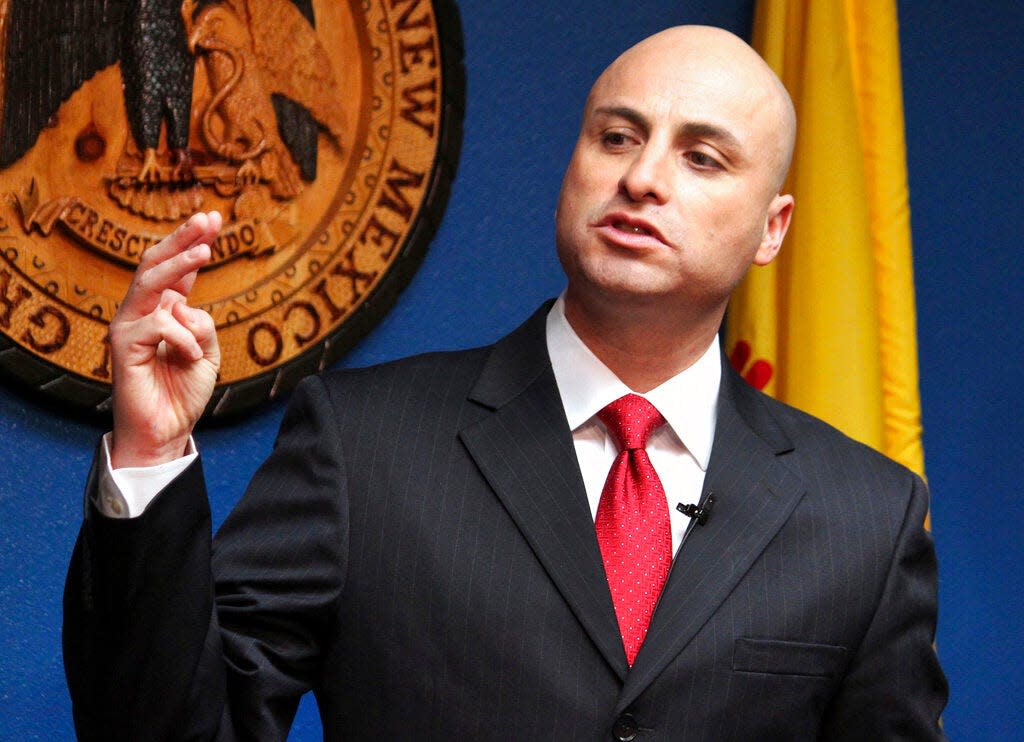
[98,432,198,518]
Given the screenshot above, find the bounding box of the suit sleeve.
[63,376,349,741]
[819,472,949,740]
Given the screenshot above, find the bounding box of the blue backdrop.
[1,1,1020,739]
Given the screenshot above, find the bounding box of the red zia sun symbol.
[730,340,773,391]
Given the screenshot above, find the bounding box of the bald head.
[589,26,796,193]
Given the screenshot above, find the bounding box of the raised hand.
[109,212,223,468]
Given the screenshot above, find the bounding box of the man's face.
[555,29,793,321]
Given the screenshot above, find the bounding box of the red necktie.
[595,394,672,666]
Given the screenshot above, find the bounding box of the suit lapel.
[618,363,807,710]
[458,304,629,680]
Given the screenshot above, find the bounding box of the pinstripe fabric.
[65,303,947,740]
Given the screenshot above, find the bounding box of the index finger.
[138,211,223,270]
[121,212,222,317]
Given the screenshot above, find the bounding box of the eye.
[685,150,723,170]
[600,130,636,150]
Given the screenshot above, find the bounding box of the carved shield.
[0,0,464,417]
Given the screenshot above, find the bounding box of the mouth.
[594,213,668,248]
[614,221,651,235]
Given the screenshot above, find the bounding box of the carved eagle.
[183,0,346,195]
[0,0,331,184]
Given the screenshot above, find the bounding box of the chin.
[582,274,681,307]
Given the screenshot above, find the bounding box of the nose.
[620,142,671,204]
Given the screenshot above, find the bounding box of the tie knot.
[597,394,665,451]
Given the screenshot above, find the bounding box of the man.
[64,26,947,740]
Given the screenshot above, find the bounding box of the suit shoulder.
[747,383,922,491]
[325,345,490,387]
[289,345,493,419]
[306,303,554,407]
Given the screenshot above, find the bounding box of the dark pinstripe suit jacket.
[65,304,947,740]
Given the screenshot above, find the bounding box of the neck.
[563,291,723,393]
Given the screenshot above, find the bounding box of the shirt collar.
[545,294,721,470]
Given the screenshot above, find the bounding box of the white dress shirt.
[545,295,720,555]
[100,297,721,541]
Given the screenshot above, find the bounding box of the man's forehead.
[586,66,771,138]
[592,46,788,136]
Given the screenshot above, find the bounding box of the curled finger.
[124,293,205,364]
[171,301,220,360]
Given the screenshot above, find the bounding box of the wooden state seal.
[0,0,464,417]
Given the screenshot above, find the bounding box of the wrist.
[109,433,192,469]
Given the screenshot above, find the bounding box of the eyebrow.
[677,122,743,155]
[592,105,651,132]
[591,106,744,155]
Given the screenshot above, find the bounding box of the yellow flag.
[726,0,925,478]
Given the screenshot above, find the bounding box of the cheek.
[554,189,585,267]
[679,200,766,283]
[563,149,621,208]
[556,170,600,240]
[554,191,579,246]
[700,194,767,251]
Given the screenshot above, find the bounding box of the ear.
[753,193,794,266]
